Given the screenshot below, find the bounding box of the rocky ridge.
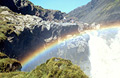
[68,0,120,24]
[0,0,65,21]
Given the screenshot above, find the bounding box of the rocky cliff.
[0,6,80,60]
[0,5,101,77]
[0,6,99,71]
[0,0,65,21]
[68,0,120,24]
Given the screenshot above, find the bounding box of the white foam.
[89,29,120,78]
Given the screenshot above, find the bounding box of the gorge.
[0,0,120,78]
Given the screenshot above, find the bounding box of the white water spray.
[89,29,120,78]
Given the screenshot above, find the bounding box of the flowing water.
[88,28,120,78]
[22,25,120,78]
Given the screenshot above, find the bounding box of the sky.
[29,0,91,13]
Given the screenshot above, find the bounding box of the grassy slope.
[0,57,88,78]
[68,0,120,23]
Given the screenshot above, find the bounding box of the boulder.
[0,52,22,72]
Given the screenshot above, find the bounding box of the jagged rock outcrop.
[0,57,88,78]
[0,52,22,72]
[0,0,65,20]
[0,6,79,60]
[68,0,120,24]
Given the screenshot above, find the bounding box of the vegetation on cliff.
[28,57,88,78]
[0,52,22,72]
[0,57,88,78]
[0,6,22,41]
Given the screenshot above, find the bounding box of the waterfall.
[88,29,120,78]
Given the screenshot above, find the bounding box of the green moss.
[0,52,8,59]
[0,58,22,72]
[115,0,120,2]
[0,71,28,78]
[0,32,7,41]
[29,57,88,78]
[0,57,88,78]
[0,53,21,72]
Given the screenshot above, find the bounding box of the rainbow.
[20,23,120,70]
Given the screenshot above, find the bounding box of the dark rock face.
[0,0,65,20]
[0,23,79,60]
[0,28,45,59]
[0,52,22,72]
[68,0,120,24]
[0,0,18,12]
[0,6,78,60]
